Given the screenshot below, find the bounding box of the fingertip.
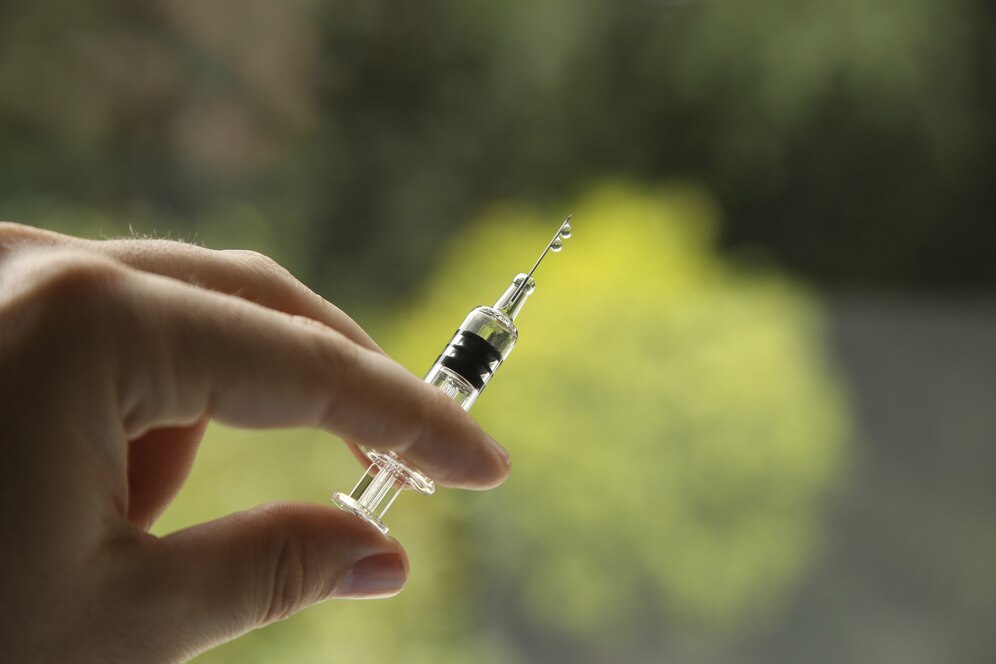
[436,425,512,490]
[334,551,409,599]
[483,432,512,472]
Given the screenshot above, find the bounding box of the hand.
[0,223,510,663]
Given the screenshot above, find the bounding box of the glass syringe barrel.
[424,274,532,410]
[331,274,535,534]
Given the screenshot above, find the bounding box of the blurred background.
[2,1,994,662]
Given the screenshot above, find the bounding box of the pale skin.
[0,222,510,662]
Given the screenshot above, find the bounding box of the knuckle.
[5,250,129,341]
[19,252,126,311]
[258,531,308,625]
[225,249,290,280]
[221,249,296,305]
[0,222,59,261]
[0,250,131,385]
[248,505,335,627]
[0,221,39,243]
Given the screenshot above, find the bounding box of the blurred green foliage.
[388,182,850,648]
[1,0,993,302]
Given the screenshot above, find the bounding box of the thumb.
[128,502,407,659]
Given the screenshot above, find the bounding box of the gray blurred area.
[500,299,996,664]
[795,300,996,664]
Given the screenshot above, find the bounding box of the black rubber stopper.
[436,330,503,390]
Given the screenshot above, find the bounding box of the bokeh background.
[3,1,995,662]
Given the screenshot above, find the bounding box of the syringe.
[331,216,573,533]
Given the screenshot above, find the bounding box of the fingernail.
[484,433,511,469]
[336,553,408,599]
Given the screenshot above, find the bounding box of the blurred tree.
[385,182,851,656]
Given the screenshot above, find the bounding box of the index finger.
[102,262,511,489]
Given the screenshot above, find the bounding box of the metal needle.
[510,214,573,302]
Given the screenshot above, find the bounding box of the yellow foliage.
[387,181,851,640]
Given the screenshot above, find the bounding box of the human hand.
[0,223,510,662]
